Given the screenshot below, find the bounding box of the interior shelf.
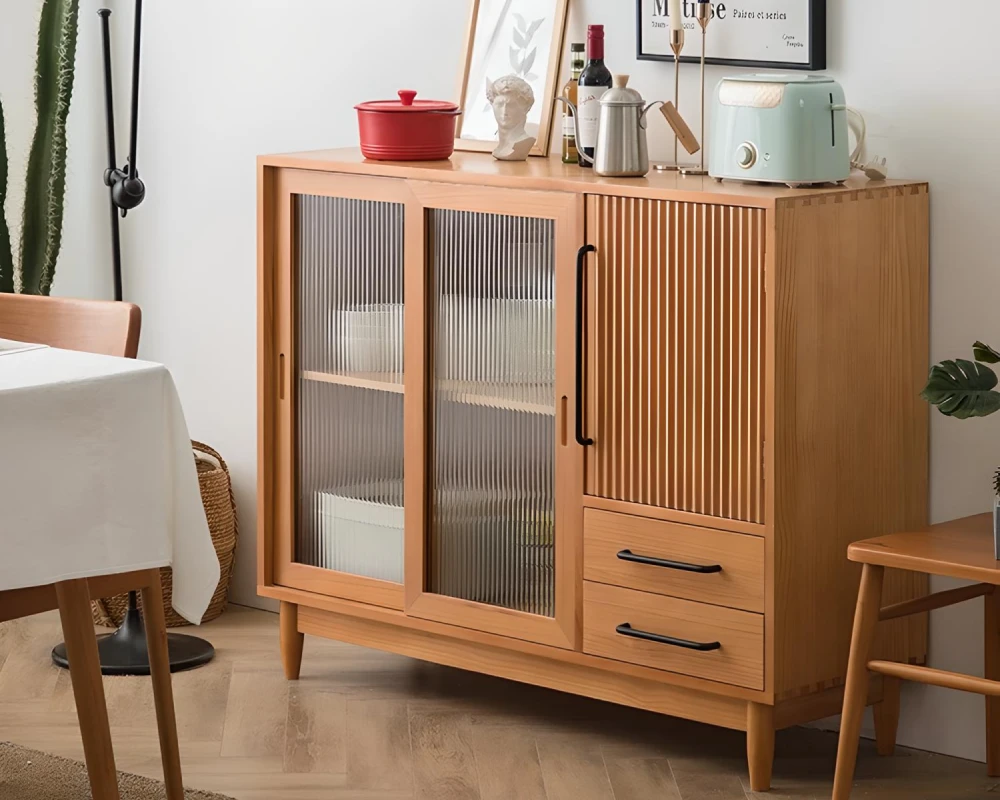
[301,371,554,416]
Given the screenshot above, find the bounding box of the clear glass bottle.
[562,43,585,164]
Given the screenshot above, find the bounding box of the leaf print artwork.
[510,16,545,82]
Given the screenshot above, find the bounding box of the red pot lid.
[356,90,459,113]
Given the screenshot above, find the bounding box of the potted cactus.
[922,341,1000,556]
[0,0,80,296]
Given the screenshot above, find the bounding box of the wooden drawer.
[583,582,764,690]
[583,509,765,612]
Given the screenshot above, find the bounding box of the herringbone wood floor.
[0,605,995,799]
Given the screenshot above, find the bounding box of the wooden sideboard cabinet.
[257,149,930,791]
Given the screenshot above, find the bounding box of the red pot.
[356,90,462,161]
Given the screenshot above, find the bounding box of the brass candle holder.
[654,28,685,172]
[680,2,712,176]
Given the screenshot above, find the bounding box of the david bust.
[487,75,536,161]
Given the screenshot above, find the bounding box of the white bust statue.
[487,75,536,161]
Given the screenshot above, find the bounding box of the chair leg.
[833,563,885,800]
[747,702,775,792]
[986,589,1000,777]
[140,571,184,800]
[280,601,304,680]
[873,676,901,756]
[55,578,121,800]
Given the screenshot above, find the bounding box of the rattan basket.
[91,441,239,628]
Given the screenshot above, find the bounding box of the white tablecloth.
[0,341,220,624]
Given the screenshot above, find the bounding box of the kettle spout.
[555,96,593,165]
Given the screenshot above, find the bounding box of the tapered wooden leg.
[55,578,121,800]
[986,588,1000,776]
[833,563,885,800]
[747,702,775,792]
[140,571,184,800]
[280,601,304,680]
[872,676,901,756]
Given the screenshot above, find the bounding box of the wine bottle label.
[563,116,576,139]
[577,88,607,150]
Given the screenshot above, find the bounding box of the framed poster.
[456,0,570,157]
[636,0,826,70]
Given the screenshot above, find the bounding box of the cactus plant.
[0,0,80,296]
[0,98,14,294]
[18,0,80,296]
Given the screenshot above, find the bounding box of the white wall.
[3,0,1000,764]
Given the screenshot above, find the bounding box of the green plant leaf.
[921,359,1000,419]
[18,0,79,296]
[974,341,1000,364]
[0,97,14,294]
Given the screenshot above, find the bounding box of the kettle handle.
[555,96,594,165]
[640,100,664,129]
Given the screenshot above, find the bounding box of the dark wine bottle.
[576,24,612,168]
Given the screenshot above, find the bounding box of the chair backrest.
[0,294,141,359]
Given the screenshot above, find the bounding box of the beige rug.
[0,742,235,800]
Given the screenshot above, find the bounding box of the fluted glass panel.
[430,210,555,617]
[295,194,404,582]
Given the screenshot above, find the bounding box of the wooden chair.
[0,295,182,800]
[833,514,1000,799]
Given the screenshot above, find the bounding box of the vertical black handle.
[576,244,596,447]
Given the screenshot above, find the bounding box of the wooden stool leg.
[986,588,1000,777]
[55,578,121,800]
[280,601,304,680]
[140,572,184,800]
[833,563,885,800]
[747,702,775,792]
[873,676,901,756]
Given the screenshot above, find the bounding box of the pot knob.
[398,90,417,107]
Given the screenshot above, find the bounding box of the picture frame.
[636,0,826,71]
[455,0,570,157]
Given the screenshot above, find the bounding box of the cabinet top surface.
[259,148,925,208]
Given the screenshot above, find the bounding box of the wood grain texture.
[878,582,991,622]
[55,579,120,800]
[868,660,1000,696]
[298,605,750,730]
[140,572,184,799]
[582,582,764,691]
[832,564,885,800]
[849,514,999,583]
[872,676,900,757]
[0,293,140,359]
[257,150,923,207]
[280,601,304,680]
[772,185,930,699]
[585,195,765,526]
[987,588,1000,777]
[583,508,765,612]
[408,708,480,800]
[746,702,774,792]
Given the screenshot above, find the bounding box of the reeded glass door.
[273,171,414,610]
[405,187,583,649]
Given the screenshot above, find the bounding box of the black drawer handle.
[616,549,722,574]
[575,244,595,447]
[615,623,721,652]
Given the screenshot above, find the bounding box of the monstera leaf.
[974,341,1000,364]
[921,358,1000,419]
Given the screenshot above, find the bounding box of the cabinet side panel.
[258,164,277,589]
[773,186,930,699]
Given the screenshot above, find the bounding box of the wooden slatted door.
[583,196,766,527]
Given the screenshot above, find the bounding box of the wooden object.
[659,101,700,155]
[258,148,931,790]
[834,516,1000,798]
[55,578,121,800]
[0,569,182,800]
[0,293,140,358]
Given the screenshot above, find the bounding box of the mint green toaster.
[709,75,850,188]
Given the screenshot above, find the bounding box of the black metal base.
[51,593,215,676]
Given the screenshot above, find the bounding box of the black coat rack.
[51,0,215,675]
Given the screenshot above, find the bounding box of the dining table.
[0,338,221,799]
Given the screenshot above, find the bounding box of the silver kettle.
[558,75,662,178]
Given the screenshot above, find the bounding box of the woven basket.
[91,441,239,628]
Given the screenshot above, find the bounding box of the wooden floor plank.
[468,724,547,800]
[284,686,347,774]
[346,698,413,792]
[220,665,289,758]
[407,709,480,800]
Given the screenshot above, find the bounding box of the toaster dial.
[736,142,758,170]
